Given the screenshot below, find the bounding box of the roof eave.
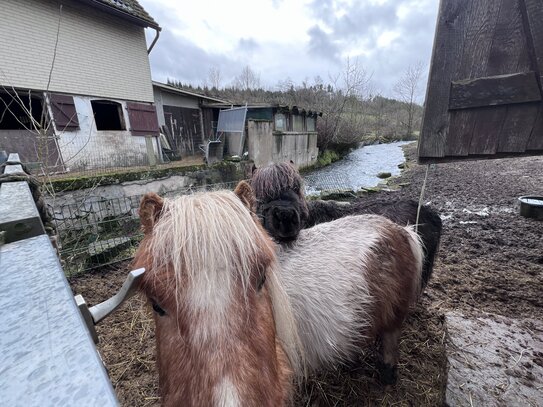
[78,0,161,30]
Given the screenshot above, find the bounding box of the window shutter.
[126,102,160,136]
[50,94,79,131]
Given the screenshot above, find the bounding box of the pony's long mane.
[147,190,303,373]
[251,162,305,201]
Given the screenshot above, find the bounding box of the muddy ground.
[69,143,543,406]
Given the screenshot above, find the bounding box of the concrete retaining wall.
[48,161,250,213]
[247,120,318,168]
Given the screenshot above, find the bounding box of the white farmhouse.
[0,0,161,172]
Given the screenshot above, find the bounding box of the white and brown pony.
[133,181,423,406]
[251,161,442,289]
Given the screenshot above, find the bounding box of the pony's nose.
[273,207,300,229]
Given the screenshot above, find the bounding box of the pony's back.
[277,214,423,372]
[306,198,442,288]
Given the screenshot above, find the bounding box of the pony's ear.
[139,193,164,234]
[234,180,256,212]
[251,163,258,175]
[289,159,294,165]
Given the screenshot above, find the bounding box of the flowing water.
[304,141,413,195]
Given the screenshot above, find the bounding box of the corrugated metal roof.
[78,0,160,29]
[202,102,322,117]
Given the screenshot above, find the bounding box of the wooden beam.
[444,0,502,156]
[449,71,542,110]
[418,0,472,159]
[521,0,543,85]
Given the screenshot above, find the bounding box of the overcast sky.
[140,0,439,99]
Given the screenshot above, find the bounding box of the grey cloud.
[149,30,240,84]
[335,3,398,39]
[238,38,260,53]
[307,25,341,63]
[142,2,242,84]
[305,0,437,98]
[140,0,438,97]
[307,1,400,51]
[308,0,337,25]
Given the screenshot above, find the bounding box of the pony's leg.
[377,328,402,385]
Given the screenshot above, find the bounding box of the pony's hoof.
[378,363,397,385]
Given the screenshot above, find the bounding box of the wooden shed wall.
[419,0,543,162]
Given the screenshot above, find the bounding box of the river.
[304,141,413,195]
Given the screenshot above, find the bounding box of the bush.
[317,149,341,167]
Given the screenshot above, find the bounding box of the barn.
[152,81,227,159]
[0,0,162,173]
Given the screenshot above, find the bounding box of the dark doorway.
[0,91,63,171]
[0,92,44,130]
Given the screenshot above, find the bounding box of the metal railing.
[0,153,118,406]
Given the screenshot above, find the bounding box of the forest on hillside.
[167,59,425,154]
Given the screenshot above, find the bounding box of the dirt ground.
[69,143,543,406]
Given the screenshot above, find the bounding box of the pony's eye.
[152,301,166,316]
[257,274,266,291]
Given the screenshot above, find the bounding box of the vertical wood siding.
[419,0,543,162]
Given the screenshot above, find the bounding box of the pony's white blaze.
[278,216,379,369]
[149,193,255,329]
[214,377,240,407]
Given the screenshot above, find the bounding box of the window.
[292,115,303,132]
[91,100,125,130]
[275,113,286,131]
[306,116,316,132]
[0,92,43,130]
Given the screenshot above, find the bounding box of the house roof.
[78,0,160,29]
[152,81,229,104]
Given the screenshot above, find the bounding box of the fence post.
[0,154,46,243]
[145,136,157,167]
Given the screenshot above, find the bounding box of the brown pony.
[133,182,423,406]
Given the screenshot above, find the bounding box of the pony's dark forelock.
[251,162,305,201]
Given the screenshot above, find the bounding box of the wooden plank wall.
[419,0,543,162]
[163,106,202,156]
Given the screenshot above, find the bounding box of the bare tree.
[393,61,425,138]
[233,65,261,90]
[315,57,373,149]
[0,4,95,200]
[0,4,64,186]
[207,66,222,90]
